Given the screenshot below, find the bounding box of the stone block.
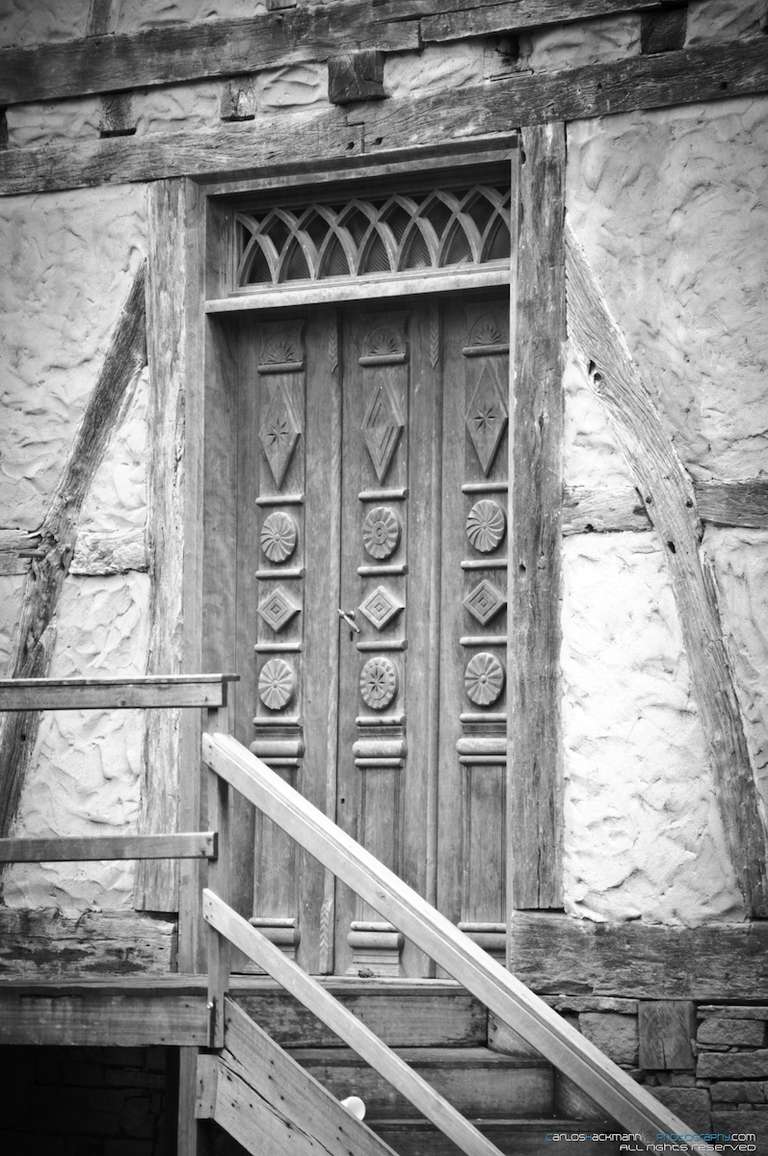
[639,1001,695,1070]
[698,1006,768,1020]
[698,1051,768,1080]
[698,1017,766,1047]
[711,1108,768,1139]
[652,1086,711,1136]
[579,1012,638,1067]
[710,1081,766,1104]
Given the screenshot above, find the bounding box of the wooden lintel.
[2,39,767,197]
[508,122,565,911]
[420,0,663,43]
[0,831,217,863]
[0,674,237,712]
[0,3,419,107]
[565,225,768,919]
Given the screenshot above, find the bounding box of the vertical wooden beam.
[565,226,768,919]
[137,178,205,917]
[507,123,566,917]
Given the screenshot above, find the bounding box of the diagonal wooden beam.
[1,38,766,198]
[565,225,768,919]
[0,262,147,844]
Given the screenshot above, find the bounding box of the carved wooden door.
[234,293,509,977]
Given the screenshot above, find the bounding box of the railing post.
[205,700,231,1049]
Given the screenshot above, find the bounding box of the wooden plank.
[219,998,399,1156]
[328,49,386,105]
[421,0,662,42]
[0,907,175,978]
[506,912,768,1001]
[0,3,419,106]
[562,485,649,536]
[0,674,235,712]
[0,987,208,1046]
[641,5,687,55]
[0,530,38,576]
[3,39,768,196]
[507,121,565,910]
[565,226,768,919]
[138,177,208,913]
[638,1001,696,1070]
[694,478,768,529]
[0,831,216,863]
[0,264,147,841]
[202,733,714,1153]
[203,888,506,1156]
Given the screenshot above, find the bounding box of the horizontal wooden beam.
[1,39,766,196]
[563,479,768,535]
[0,831,216,862]
[0,3,419,107]
[420,0,663,43]
[0,673,238,711]
[695,478,768,530]
[507,911,768,1001]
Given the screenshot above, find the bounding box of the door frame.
[158,130,565,974]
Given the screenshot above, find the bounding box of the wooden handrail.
[203,888,505,1156]
[0,674,238,711]
[203,731,715,1156]
[0,832,217,863]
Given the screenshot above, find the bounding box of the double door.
[230,293,510,976]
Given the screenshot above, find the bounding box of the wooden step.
[289,1045,554,1118]
[371,1118,622,1155]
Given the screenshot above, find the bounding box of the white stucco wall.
[563,97,768,923]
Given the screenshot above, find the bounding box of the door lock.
[338,608,361,635]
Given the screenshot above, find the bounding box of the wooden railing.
[202,731,716,1156]
[0,675,237,867]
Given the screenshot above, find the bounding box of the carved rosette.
[466,499,506,553]
[362,506,401,560]
[464,652,505,707]
[258,658,296,711]
[260,511,298,563]
[359,657,398,711]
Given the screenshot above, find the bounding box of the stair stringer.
[196,994,400,1156]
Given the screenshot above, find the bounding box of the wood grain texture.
[507,122,565,911]
[217,998,399,1155]
[694,479,768,529]
[203,733,712,1152]
[638,1001,695,1070]
[0,674,233,711]
[565,226,768,919]
[328,49,386,105]
[2,39,767,196]
[562,485,649,535]
[0,831,216,862]
[0,263,147,847]
[203,889,506,1156]
[0,907,175,978]
[138,178,205,913]
[421,0,662,42]
[507,911,768,1000]
[0,3,418,106]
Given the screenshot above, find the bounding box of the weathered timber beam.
[0,831,217,862]
[695,478,768,530]
[2,38,766,197]
[565,226,768,919]
[0,2,419,106]
[420,0,663,43]
[507,911,768,1000]
[0,263,147,846]
[507,122,564,911]
[562,485,649,535]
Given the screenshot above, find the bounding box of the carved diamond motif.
[464,652,505,706]
[359,585,404,631]
[361,383,404,482]
[463,579,506,626]
[259,384,301,487]
[257,585,300,633]
[465,365,508,475]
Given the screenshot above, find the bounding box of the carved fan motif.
[465,500,506,553]
[260,511,298,563]
[362,506,401,559]
[360,657,398,710]
[467,314,506,348]
[259,321,304,366]
[362,327,405,359]
[464,652,505,706]
[258,658,296,711]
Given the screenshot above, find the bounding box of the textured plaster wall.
[0,184,148,914]
[563,98,768,923]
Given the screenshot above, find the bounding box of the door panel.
[231,293,508,976]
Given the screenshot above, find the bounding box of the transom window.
[235,183,511,290]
